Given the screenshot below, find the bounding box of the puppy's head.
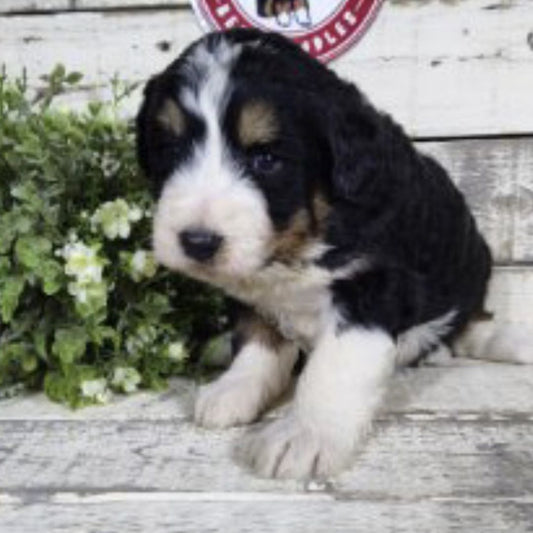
[137,29,379,281]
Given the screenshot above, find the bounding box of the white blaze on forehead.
[182,38,241,120]
[179,38,241,194]
[152,38,274,278]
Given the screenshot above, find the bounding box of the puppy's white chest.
[225,264,332,348]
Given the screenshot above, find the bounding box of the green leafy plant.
[0,66,226,407]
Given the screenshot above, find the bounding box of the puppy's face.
[137,32,332,281]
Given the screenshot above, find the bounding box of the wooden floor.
[1,361,532,532]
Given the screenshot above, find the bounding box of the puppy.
[136,29,493,479]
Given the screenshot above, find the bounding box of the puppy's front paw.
[237,415,353,479]
[194,375,270,429]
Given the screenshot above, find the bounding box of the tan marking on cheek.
[238,101,279,147]
[157,98,185,136]
[270,210,313,263]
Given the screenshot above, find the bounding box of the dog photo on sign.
[238,0,348,31]
[136,29,533,479]
[255,0,312,28]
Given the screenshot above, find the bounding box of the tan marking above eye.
[237,100,279,147]
[157,98,185,136]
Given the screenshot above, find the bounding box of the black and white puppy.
[136,29,493,479]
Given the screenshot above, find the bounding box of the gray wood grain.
[2,361,533,422]
[421,140,533,262]
[1,416,532,496]
[0,0,186,12]
[1,363,533,498]
[1,498,533,533]
[1,365,532,532]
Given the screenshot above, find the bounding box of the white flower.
[129,250,157,282]
[111,367,141,393]
[67,280,107,306]
[167,341,188,362]
[132,250,147,272]
[128,206,143,222]
[62,241,103,284]
[125,325,158,357]
[91,198,144,240]
[125,336,141,356]
[80,379,111,404]
[139,325,157,344]
[100,152,121,179]
[60,238,107,310]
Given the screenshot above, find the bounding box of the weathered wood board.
[421,140,533,264]
[1,364,533,532]
[0,0,72,12]
[0,0,187,12]
[2,0,533,137]
[2,498,532,533]
[2,360,533,422]
[486,267,533,325]
[75,0,187,8]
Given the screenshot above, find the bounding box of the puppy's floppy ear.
[324,83,387,204]
[135,75,159,180]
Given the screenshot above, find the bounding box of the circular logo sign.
[190,0,384,63]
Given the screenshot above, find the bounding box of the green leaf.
[52,327,89,367]
[15,235,53,270]
[43,372,72,406]
[33,327,48,361]
[0,256,10,276]
[44,366,101,408]
[136,293,171,320]
[22,353,38,373]
[89,325,120,348]
[0,276,25,323]
[10,181,39,203]
[88,101,104,117]
[0,211,27,253]
[50,64,66,81]
[10,210,34,235]
[66,72,83,85]
[41,259,63,295]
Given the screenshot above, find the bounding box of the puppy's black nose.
[179,229,223,262]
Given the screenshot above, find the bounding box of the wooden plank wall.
[2,0,533,138]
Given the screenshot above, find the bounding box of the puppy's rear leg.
[454,319,533,365]
[194,311,299,429]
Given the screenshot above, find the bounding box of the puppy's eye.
[249,151,283,175]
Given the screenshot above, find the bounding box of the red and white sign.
[190,0,384,63]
